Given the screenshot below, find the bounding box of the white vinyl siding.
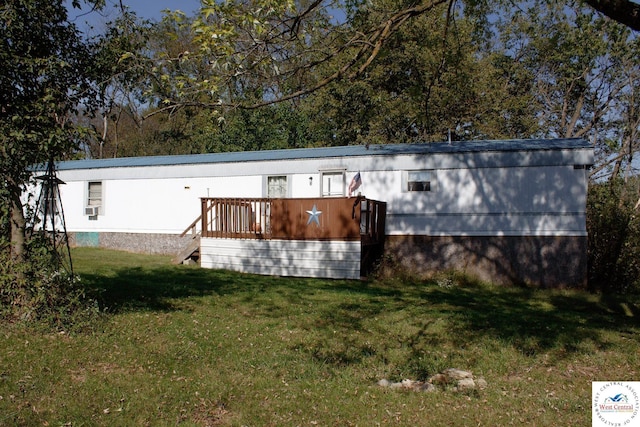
[201,238,361,279]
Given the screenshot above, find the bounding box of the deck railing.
[199,197,386,243]
[201,198,271,239]
[358,197,387,245]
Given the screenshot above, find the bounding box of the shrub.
[587,178,640,294]
[0,234,100,331]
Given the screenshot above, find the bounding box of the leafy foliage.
[587,178,640,294]
[1,0,98,177]
[0,235,99,330]
[93,0,638,154]
[0,0,107,261]
[0,0,107,325]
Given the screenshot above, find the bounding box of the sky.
[68,0,203,32]
[107,0,202,20]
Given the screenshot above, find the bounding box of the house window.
[85,181,102,218]
[267,175,288,198]
[321,171,346,197]
[405,170,435,192]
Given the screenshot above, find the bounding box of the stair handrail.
[180,215,202,238]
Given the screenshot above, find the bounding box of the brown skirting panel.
[384,235,588,288]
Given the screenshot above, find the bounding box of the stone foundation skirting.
[69,231,187,256]
[384,235,588,288]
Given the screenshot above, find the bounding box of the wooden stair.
[173,235,201,265]
[174,214,203,265]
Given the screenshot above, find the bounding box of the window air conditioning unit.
[85,206,100,216]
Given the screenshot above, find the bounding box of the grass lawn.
[1,248,639,426]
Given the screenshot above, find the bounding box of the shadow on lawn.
[80,264,277,312]
[79,261,640,364]
[78,262,404,314]
[417,286,640,357]
[305,282,640,369]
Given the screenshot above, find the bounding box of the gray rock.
[476,377,488,389]
[417,382,437,392]
[456,378,476,391]
[377,368,487,393]
[377,379,391,387]
[443,368,473,381]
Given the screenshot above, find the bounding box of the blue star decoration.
[306,204,322,225]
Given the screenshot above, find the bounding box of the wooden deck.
[200,196,385,243]
[192,197,386,279]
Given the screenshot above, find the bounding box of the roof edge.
[46,138,591,171]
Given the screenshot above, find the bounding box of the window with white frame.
[405,170,435,192]
[85,181,102,217]
[321,171,346,197]
[267,175,288,198]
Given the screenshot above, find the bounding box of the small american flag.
[348,172,362,196]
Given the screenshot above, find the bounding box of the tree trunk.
[7,179,26,264]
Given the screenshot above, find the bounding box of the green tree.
[491,1,639,179]
[590,35,640,184]
[0,0,106,261]
[86,9,152,159]
[136,0,638,112]
[500,1,630,139]
[300,2,518,145]
[0,0,115,324]
[110,0,640,156]
[587,178,640,293]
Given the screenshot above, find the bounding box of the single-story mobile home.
[36,138,593,286]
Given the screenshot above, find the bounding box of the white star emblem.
[306,204,322,225]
